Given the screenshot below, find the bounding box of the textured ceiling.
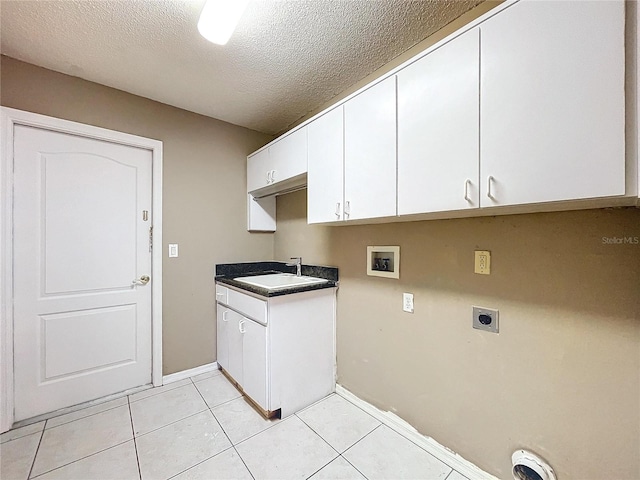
[1,0,482,135]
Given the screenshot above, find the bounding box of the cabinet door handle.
[266,171,272,184]
[335,202,341,218]
[238,319,246,334]
[464,179,472,203]
[271,170,276,183]
[344,201,350,218]
[487,176,495,200]
[222,311,228,322]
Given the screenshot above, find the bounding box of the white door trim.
[0,107,163,432]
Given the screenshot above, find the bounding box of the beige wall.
[1,55,274,374]
[275,190,640,480]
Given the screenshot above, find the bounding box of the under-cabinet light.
[197,0,249,46]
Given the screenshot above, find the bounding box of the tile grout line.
[191,378,243,411]
[340,453,371,480]
[336,389,460,473]
[233,445,256,480]
[296,411,379,480]
[327,392,380,428]
[335,424,383,480]
[26,419,46,479]
[152,379,245,480]
[444,468,461,480]
[341,423,382,457]
[164,445,236,480]
[28,439,134,479]
[294,413,341,457]
[128,396,143,480]
[190,375,235,449]
[44,401,128,431]
[304,456,337,480]
[294,394,381,455]
[129,380,193,404]
[133,407,210,439]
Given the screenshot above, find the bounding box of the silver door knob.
[132,275,150,285]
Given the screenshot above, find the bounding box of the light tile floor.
[0,370,471,480]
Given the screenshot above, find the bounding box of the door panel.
[242,317,267,410]
[42,305,137,379]
[398,28,480,214]
[307,106,344,224]
[13,125,152,421]
[344,76,397,220]
[480,0,625,206]
[226,310,244,385]
[216,306,229,371]
[269,126,307,185]
[43,152,137,293]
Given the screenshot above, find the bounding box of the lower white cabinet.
[241,317,268,409]
[216,307,229,371]
[215,284,336,417]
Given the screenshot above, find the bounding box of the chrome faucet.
[287,257,302,276]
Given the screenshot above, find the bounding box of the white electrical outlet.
[403,293,414,313]
[169,244,179,258]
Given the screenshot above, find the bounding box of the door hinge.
[149,226,153,253]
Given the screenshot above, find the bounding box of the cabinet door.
[247,193,276,232]
[226,310,244,385]
[398,28,480,215]
[480,0,625,207]
[216,306,230,371]
[344,76,397,220]
[242,317,268,410]
[269,127,307,185]
[247,148,270,193]
[307,106,344,223]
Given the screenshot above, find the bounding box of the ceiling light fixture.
[197,0,249,46]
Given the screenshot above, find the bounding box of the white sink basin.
[234,273,329,290]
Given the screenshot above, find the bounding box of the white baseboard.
[335,385,498,480]
[163,362,218,385]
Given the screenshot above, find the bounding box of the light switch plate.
[168,244,178,258]
[474,250,491,275]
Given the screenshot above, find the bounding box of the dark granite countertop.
[215,261,338,298]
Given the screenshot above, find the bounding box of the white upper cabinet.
[307,106,344,224]
[247,147,270,193]
[480,0,625,207]
[269,126,307,185]
[344,76,397,221]
[397,28,480,215]
[247,127,308,196]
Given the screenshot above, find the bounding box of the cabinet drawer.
[215,284,228,305]
[227,289,267,325]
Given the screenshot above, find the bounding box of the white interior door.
[13,124,153,421]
